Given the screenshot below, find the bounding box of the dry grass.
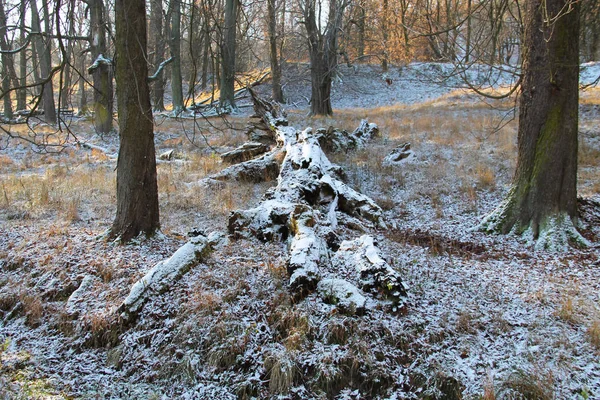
[498,368,554,400]
[555,296,579,324]
[588,320,600,349]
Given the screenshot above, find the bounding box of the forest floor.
[1,63,600,399]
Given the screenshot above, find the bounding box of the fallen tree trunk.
[225,90,406,311]
[117,91,407,323]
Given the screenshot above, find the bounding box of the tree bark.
[220,0,238,110]
[303,0,346,116]
[111,0,160,242]
[89,0,113,133]
[149,0,166,111]
[480,0,583,250]
[31,0,56,124]
[0,0,14,119]
[267,0,284,103]
[169,0,185,114]
[16,0,27,111]
[381,0,389,71]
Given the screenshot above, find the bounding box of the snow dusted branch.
[148,57,174,82]
[87,54,113,74]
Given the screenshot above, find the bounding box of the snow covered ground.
[1,62,599,399]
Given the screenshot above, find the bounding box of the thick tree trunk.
[31,0,56,124]
[169,0,184,114]
[150,0,166,111]
[267,0,284,103]
[111,0,160,242]
[89,0,113,133]
[220,0,237,110]
[479,0,584,250]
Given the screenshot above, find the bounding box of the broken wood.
[118,234,212,321]
[221,142,271,164]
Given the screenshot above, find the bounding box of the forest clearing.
[1,62,600,399]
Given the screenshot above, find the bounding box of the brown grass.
[588,320,600,349]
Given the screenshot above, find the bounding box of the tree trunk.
[89,0,113,133]
[31,0,56,124]
[267,0,284,102]
[381,0,389,71]
[304,0,345,116]
[220,0,237,110]
[0,0,14,119]
[16,0,26,111]
[479,0,584,250]
[149,0,166,111]
[111,0,160,242]
[169,0,185,114]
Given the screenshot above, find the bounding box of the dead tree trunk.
[223,91,406,308]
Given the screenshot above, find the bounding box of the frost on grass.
[478,198,590,252]
[119,235,212,320]
[383,142,416,166]
[317,278,366,315]
[533,213,591,252]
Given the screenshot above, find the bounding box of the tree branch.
[148,56,174,82]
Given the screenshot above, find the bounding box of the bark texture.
[169,0,184,114]
[149,0,166,111]
[31,0,56,124]
[111,0,160,242]
[220,0,237,110]
[89,0,113,134]
[303,0,346,116]
[267,0,284,103]
[480,0,584,250]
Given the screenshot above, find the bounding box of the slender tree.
[149,0,166,111]
[267,0,284,102]
[479,0,585,250]
[31,0,57,123]
[169,0,185,114]
[86,0,113,133]
[220,0,237,110]
[110,0,160,242]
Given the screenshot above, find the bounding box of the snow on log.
[315,119,379,153]
[287,207,327,291]
[221,142,271,164]
[383,142,416,165]
[226,93,397,302]
[118,235,212,320]
[208,150,282,184]
[332,235,408,311]
[317,279,366,315]
[66,275,99,317]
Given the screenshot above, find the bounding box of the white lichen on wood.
[119,235,212,319]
